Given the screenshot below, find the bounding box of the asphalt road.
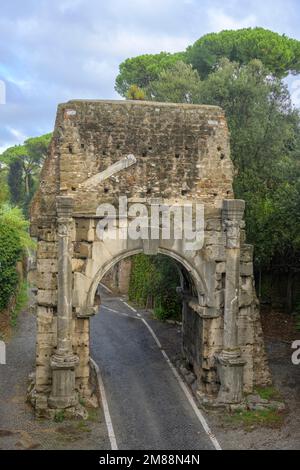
[90,288,217,450]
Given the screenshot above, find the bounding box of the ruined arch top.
[31,99,234,224]
[29,100,271,417]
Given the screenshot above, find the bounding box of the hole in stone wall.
[68,144,73,154]
[181,189,188,196]
[220,153,225,160]
[104,188,109,194]
[146,188,152,195]
[175,153,180,159]
[142,150,147,157]
[81,143,85,149]
[103,150,107,155]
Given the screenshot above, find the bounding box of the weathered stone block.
[37,259,58,273]
[240,262,253,276]
[37,289,57,306]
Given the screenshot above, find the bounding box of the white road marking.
[90,358,118,451]
[102,305,139,320]
[139,315,222,451]
[121,300,137,313]
[99,290,222,450]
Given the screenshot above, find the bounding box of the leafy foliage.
[8,159,23,205]
[0,133,51,213]
[198,59,300,267]
[0,223,22,310]
[0,204,35,250]
[187,28,300,79]
[129,254,182,320]
[115,28,300,97]
[0,204,34,311]
[115,51,185,97]
[10,281,28,327]
[146,61,201,103]
[118,27,300,310]
[126,84,146,100]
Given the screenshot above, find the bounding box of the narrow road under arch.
[90,288,219,450]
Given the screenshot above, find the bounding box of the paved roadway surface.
[91,288,217,450]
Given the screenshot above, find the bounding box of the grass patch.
[226,408,284,430]
[87,407,99,423]
[75,421,91,432]
[254,386,282,401]
[10,281,28,327]
[54,410,65,423]
[79,397,86,406]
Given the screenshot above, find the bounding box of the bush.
[0,204,32,314]
[0,223,22,310]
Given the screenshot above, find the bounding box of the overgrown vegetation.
[0,133,47,327]
[128,254,182,321]
[54,410,65,423]
[10,281,28,327]
[226,407,284,430]
[254,386,282,401]
[118,27,300,312]
[0,205,33,325]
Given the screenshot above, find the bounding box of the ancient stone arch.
[30,100,271,416]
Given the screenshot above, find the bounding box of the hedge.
[0,223,22,310]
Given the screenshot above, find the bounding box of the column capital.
[222,199,245,222]
[56,196,74,218]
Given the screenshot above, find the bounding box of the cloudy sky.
[1,0,300,152]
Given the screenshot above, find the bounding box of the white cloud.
[7,127,28,143]
[207,8,257,31]
[0,0,299,149]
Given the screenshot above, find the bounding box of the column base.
[48,353,79,409]
[217,349,245,404]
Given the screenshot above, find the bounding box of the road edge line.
[140,318,222,451]
[90,357,118,450]
[121,300,138,313]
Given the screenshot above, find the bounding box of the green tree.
[115,28,300,96]
[115,51,185,97]
[193,59,300,267]
[186,28,300,78]
[8,159,23,206]
[0,168,9,205]
[146,61,201,103]
[0,133,51,211]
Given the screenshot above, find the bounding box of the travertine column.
[217,199,245,403]
[48,196,79,409]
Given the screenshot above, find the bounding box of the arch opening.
[90,252,202,393]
